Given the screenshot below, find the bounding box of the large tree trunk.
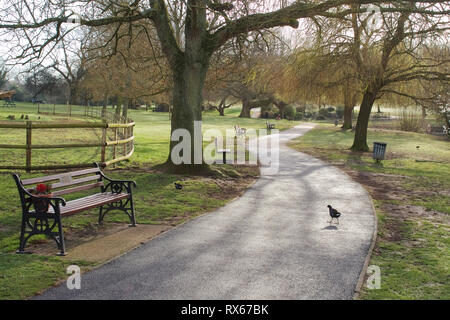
[115,97,122,121]
[239,97,273,118]
[155,0,212,173]
[342,79,356,130]
[69,85,77,105]
[342,105,354,129]
[239,99,251,118]
[273,100,287,118]
[166,59,209,173]
[351,89,377,152]
[102,93,108,109]
[122,98,130,120]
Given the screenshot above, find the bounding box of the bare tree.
[49,37,87,105]
[24,68,57,100]
[80,21,172,117]
[0,63,7,89]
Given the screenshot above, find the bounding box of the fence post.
[113,128,118,168]
[26,121,32,172]
[123,127,127,156]
[101,124,107,165]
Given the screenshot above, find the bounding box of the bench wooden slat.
[52,182,104,197]
[41,193,129,216]
[51,174,101,189]
[59,193,129,216]
[22,167,100,186]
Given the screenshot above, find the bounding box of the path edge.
[353,184,378,300]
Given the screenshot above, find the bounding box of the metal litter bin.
[373,142,387,162]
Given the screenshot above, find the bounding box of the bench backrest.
[19,167,104,197]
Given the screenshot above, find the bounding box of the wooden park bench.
[426,124,448,136]
[12,163,137,256]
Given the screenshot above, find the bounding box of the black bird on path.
[174,182,183,190]
[327,205,342,224]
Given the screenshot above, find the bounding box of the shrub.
[296,106,306,113]
[327,106,335,112]
[294,112,303,120]
[305,111,315,118]
[318,108,330,118]
[283,105,296,120]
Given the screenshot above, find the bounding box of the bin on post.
[373,142,387,163]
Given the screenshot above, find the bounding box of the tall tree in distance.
[49,38,87,105]
[0,64,7,89]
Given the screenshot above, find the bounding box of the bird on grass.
[174,182,183,190]
[327,205,342,224]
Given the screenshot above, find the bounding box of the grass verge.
[289,124,449,300]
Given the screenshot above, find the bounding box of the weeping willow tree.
[284,2,449,151]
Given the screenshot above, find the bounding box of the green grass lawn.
[289,125,449,300]
[1,103,296,168]
[0,102,299,299]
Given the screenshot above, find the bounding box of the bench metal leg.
[55,214,66,256]
[16,212,66,256]
[98,206,105,225]
[16,213,30,254]
[100,198,136,227]
[223,152,227,164]
[128,197,136,227]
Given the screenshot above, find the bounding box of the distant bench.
[13,163,137,256]
[266,122,275,130]
[234,125,247,138]
[426,124,448,136]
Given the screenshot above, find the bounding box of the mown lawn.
[1,103,296,168]
[289,125,450,300]
[0,102,298,299]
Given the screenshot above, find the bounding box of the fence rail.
[0,121,135,172]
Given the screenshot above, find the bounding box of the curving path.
[36,124,375,300]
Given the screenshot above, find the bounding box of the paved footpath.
[37,124,375,300]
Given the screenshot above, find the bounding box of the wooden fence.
[37,104,132,124]
[0,121,135,171]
